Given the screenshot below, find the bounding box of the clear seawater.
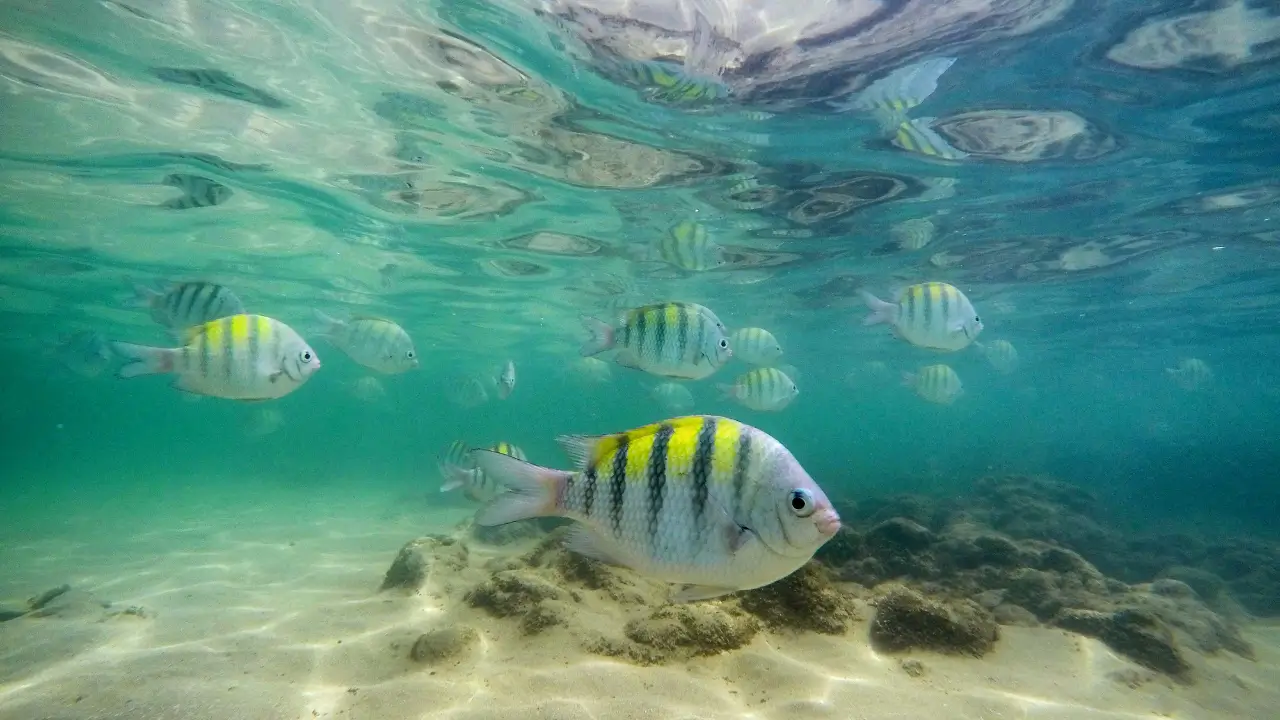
[1,0,1279,716]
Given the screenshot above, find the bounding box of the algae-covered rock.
[410,625,479,664]
[869,585,998,657]
[381,536,468,592]
[620,604,760,663]
[1053,608,1191,681]
[738,563,859,635]
[465,570,565,618]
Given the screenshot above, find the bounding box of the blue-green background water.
[2,0,1279,553]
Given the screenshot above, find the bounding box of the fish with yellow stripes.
[658,220,725,271]
[729,327,783,366]
[902,364,964,405]
[440,440,527,503]
[110,314,320,400]
[889,118,968,160]
[463,415,840,602]
[860,282,983,351]
[314,310,417,374]
[580,302,732,380]
[717,367,798,412]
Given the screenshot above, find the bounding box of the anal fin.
[564,526,629,567]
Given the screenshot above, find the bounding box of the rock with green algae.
[592,604,760,665]
[869,585,999,657]
[380,536,468,592]
[1053,608,1192,682]
[738,562,860,634]
[410,625,479,664]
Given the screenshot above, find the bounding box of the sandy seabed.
[0,481,1275,720]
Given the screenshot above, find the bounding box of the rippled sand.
[1,482,1275,720]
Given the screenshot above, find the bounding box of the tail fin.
[859,290,899,327]
[472,451,569,526]
[438,462,475,493]
[129,284,162,309]
[111,341,175,379]
[579,315,614,357]
[715,382,737,400]
[312,309,342,338]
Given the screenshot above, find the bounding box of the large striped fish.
[466,415,840,602]
[133,281,246,336]
[314,311,418,374]
[860,282,983,351]
[658,220,725,271]
[717,367,798,412]
[111,314,320,400]
[902,364,963,405]
[580,302,732,380]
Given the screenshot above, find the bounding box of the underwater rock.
[738,562,860,635]
[1053,608,1191,681]
[465,570,567,619]
[469,518,555,546]
[381,536,469,592]
[410,625,479,664]
[869,585,998,657]
[27,584,71,611]
[0,608,26,622]
[617,604,760,664]
[1127,584,1254,659]
[866,517,936,553]
[900,658,926,677]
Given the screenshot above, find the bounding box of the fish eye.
[719,339,729,349]
[407,350,416,359]
[300,351,313,363]
[788,489,815,517]
[974,316,981,323]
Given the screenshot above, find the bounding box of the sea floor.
[0,479,1275,720]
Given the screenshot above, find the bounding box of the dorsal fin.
[555,416,715,470]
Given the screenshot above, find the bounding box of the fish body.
[979,339,1019,374]
[841,57,958,117]
[718,367,798,412]
[440,440,527,503]
[729,327,783,366]
[497,360,516,399]
[652,382,695,412]
[467,416,839,602]
[314,311,417,374]
[445,374,490,408]
[134,281,245,334]
[890,118,968,160]
[574,356,613,384]
[891,217,936,251]
[903,364,963,404]
[860,282,983,351]
[160,173,233,209]
[349,376,386,402]
[55,330,113,378]
[580,302,732,380]
[659,220,725,271]
[1167,358,1212,391]
[111,314,320,400]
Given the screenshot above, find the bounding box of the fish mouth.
[815,511,841,537]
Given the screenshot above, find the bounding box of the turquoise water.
[2,0,1280,716]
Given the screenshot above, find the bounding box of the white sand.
[0,481,1275,720]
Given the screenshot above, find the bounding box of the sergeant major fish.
[440,440,527,503]
[314,311,417,374]
[463,415,840,602]
[860,282,983,351]
[580,302,732,380]
[717,367,798,412]
[111,314,320,400]
[729,327,783,366]
[497,360,516,400]
[133,281,245,335]
[903,364,964,405]
[658,220,725,271]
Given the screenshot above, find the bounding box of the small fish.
[718,368,798,412]
[445,374,490,408]
[497,360,516,400]
[349,376,386,402]
[151,67,286,108]
[160,173,233,210]
[652,382,695,412]
[978,339,1019,374]
[890,218,936,251]
[889,118,968,160]
[314,311,417,374]
[625,60,728,104]
[440,440,527,503]
[658,220,725,271]
[729,327,783,366]
[54,330,113,378]
[580,302,732,380]
[903,364,964,405]
[860,282,983,351]
[133,281,246,334]
[1167,358,1212,391]
[464,415,840,602]
[111,314,320,400]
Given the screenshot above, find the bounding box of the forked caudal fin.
[311,308,343,338]
[578,315,614,357]
[438,462,474,493]
[110,341,175,379]
[472,451,570,526]
[858,290,899,327]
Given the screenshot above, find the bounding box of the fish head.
[957,310,984,342]
[703,320,733,366]
[757,452,841,557]
[286,342,322,382]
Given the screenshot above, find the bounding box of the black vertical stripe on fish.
[938,285,951,331]
[677,304,690,359]
[622,315,632,348]
[175,282,198,322]
[693,308,706,362]
[608,435,630,537]
[221,317,234,379]
[732,431,751,520]
[180,344,191,372]
[654,306,667,359]
[200,284,222,322]
[583,465,597,519]
[247,313,261,371]
[906,287,919,330]
[199,330,211,378]
[691,416,716,534]
[647,423,674,549]
[635,310,648,359]
[564,473,575,511]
